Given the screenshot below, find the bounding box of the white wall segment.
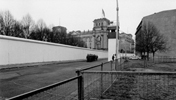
[108,38,134,61]
[0,35,108,65]
[108,39,116,61]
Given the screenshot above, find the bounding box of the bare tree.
[136,22,168,61]
[0,12,4,35]
[2,11,15,36]
[21,14,34,38]
[12,21,25,38]
[37,19,46,31]
[37,19,47,40]
[29,19,48,41]
[149,31,167,60]
[135,29,146,57]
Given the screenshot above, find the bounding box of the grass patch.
[102,74,176,100]
[101,60,176,100]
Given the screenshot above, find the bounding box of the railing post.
[110,61,112,71]
[119,58,121,70]
[76,69,84,100]
[115,59,117,71]
[110,61,113,84]
[101,63,103,71]
[100,63,103,98]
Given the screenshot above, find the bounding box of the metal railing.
[74,59,125,100]
[81,71,176,100]
[76,58,125,72]
[75,60,116,100]
[7,59,125,100]
[77,61,114,72]
[7,76,83,100]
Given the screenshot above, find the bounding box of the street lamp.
[116,0,120,70]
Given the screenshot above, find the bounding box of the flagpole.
[116,0,120,70]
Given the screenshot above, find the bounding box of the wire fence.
[74,58,126,99]
[6,59,126,100]
[154,56,176,63]
[82,71,176,100]
[77,58,125,72]
[81,71,117,99]
[7,76,81,100]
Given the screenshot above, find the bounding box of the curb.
[0,60,86,71]
[0,58,107,71]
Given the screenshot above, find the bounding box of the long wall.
[0,35,108,65]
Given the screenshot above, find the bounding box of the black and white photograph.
[0,0,176,100]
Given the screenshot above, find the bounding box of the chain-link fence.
[7,76,81,100]
[7,59,126,100]
[82,71,176,100]
[81,71,118,99]
[154,56,176,63]
[77,58,125,72]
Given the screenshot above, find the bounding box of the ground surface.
[102,60,176,100]
[123,60,176,71]
[1,59,176,100]
[0,59,107,99]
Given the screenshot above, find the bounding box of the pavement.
[0,59,108,99]
[0,61,88,80]
[0,58,108,70]
[0,59,86,70]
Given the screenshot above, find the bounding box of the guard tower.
[107,25,116,61]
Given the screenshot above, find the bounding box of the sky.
[0,0,176,37]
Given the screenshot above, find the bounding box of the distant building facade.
[52,26,67,33]
[72,18,134,51]
[119,32,134,53]
[135,9,176,57]
[73,18,110,50]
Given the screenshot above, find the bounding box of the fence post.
[101,63,103,71]
[110,61,112,71]
[76,69,84,100]
[110,61,113,84]
[115,59,117,71]
[100,63,103,99]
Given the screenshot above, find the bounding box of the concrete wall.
[0,35,108,65]
[108,39,116,61]
[108,39,134,61]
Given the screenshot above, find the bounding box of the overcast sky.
[0,0,176,37]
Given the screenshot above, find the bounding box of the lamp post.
[134,37,136,56]
[115,0,120,70]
